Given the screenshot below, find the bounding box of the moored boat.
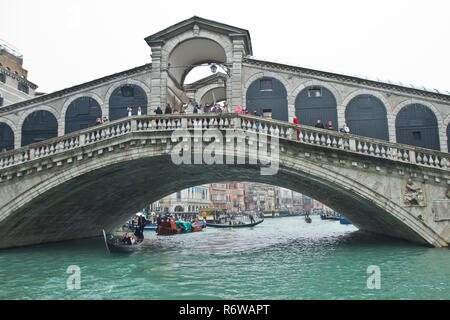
[339,217,352,225]
[157,219,206,236]
[206,218,264,228]
[103,230,144,253]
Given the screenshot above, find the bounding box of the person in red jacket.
[293,116,300,140]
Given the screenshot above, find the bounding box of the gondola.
[305,216,312,224]
[103,230,144,253]
[206,219,264,228]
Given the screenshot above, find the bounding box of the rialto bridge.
[0,113,449,248]
[0,16,449,249]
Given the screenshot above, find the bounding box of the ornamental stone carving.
[193,24,200,36]
[403,179,426,206]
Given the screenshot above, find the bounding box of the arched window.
[246,77,288,121]
[0,122,14,150]
[65,97,102,134]
[447,123,450,152]
[396,104,440,151]
[22,110,58,146]
[345,94,389,140]
[295,86,338,129]
[109,84,147,121]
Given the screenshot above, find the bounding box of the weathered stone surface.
[0,114,449,248]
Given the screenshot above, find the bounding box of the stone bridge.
[0,114,449,249]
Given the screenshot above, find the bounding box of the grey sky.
[1,0,449,94]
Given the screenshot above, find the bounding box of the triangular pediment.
[145,16,252,55]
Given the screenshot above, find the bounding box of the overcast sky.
[1,0,449,94]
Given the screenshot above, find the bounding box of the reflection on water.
[0,216,448,300]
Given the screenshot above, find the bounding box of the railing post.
[409,150,416,164]
[349,138,356,151]
[131,118,137,132]
[181,118,187,129]
[233,117,242,129]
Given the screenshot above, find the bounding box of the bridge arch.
[166,36,232,86]
[395,103,441,151]
[108,84,148,121]
[344,93,390,141]
[200,86,227,105]
[64,97,102,134]
[245,76,289,121]
[0,121,14,151]
[393,99,445,151]
[294,85,338,129]
[19,107,59,147]
[0,122,447,249]
[194,82,226,106]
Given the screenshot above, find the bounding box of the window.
[121,86,134,97]
[18,82,29,94]
[260,79,273,91]
[308,87,322,97]
[0,73,5,83]
[412,131,422,141]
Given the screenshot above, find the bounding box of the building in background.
[0,41,38,107]
[155,185,210,213]
[151,182,332,214]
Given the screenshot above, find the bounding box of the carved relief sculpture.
[403,179,426,206]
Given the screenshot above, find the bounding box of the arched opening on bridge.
[65,97,102,134]
[108,84,148,121]
[200,87,227,106]
[395,104,440,151]
[168,38,228,87]
[0,122,14,151]
[345,95,389,141]
[295,86,338,129]
[246,77,289,121]
[21,110,58,147]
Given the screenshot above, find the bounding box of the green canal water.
[0,216,448,300]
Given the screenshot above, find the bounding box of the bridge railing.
[0,114,448,171]
[234,114,450,170]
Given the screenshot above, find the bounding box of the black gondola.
[206,219,264,228]
[103,230,144,253]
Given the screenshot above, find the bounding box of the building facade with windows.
[0,42,37,109]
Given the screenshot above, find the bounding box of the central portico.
[144,16,253,110]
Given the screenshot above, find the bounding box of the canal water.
[0,216,448,300]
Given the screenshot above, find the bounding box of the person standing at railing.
[164,103,172,114]
[95,117,102,126]
[327,120,334,130]
[314,119,324,129]
[1,148,7,161]
[155,106,163,115]
[222,102,230,113]
[339,123,350,134]
[137,106,142,116]
[293,116,300,140]
[127,107,133,117]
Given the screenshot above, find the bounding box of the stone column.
[149,41,166,110]
[230,35,246,110]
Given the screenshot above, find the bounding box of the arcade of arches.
[0,84,447,151]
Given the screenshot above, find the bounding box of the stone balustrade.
[0,114,449,172]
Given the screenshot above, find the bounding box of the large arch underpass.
[0,115,448,249]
